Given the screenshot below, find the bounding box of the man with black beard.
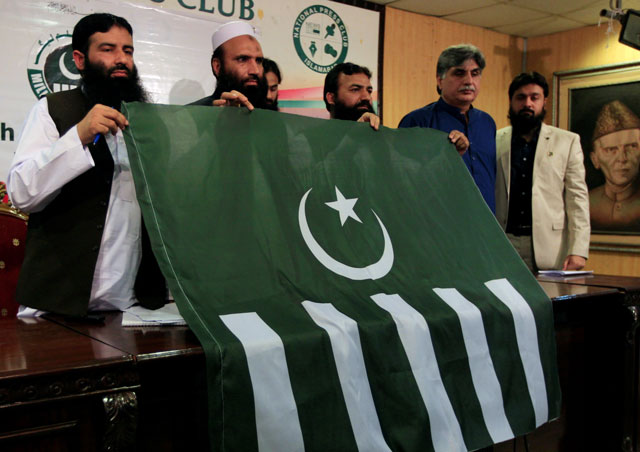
[263,58,282,111]
[323,63,380,130]
[495,72,590,271]
[7,13,164,317]
[78,40,148,108]
[191,21,267,110]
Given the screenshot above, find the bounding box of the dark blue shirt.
[398,98,497,213]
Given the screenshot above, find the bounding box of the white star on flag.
[325,186,362,226]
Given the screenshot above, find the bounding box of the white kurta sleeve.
[7,97,95,213]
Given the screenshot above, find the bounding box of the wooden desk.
[495,281,625,452]
[0,317,136,452]
[537,279,621,300]
[536,275,640,452]
[46,312,209,451]
[2,278,637,452]
[47,283,634,452]
[45,311,202,359]
[538,273,640,293]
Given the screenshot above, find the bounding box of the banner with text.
[124,103,561,452]
[0,0,379,179]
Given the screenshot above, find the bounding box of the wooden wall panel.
[526,22,640,114]
[382,7,524,129]
[585,235,640,276]
[586,250,640,277]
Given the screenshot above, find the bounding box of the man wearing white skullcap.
[191,21,266,110]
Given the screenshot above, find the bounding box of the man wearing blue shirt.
[398,44,497,214]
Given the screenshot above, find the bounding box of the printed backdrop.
[0,0,380,179]
[124,103,561,451]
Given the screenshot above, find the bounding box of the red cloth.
[0,211,27,318]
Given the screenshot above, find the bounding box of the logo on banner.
[27,33,81,99]
[292,5,348,74]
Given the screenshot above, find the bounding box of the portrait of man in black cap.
[589,100,640,232]
[569,81,640,233]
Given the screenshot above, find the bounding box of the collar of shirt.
[511,128,540,150]
[436,97,476,122]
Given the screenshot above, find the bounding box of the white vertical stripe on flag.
[433,288,514,443]
[301,301,392,452]
[485,279,549,426]
[220,312,305,452]
[370,293,467,452]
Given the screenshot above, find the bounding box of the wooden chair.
[0,185,28,318]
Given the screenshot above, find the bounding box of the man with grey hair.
[399,44,497,213]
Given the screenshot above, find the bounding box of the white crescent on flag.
[298,187,394,280]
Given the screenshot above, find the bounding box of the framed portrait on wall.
[553,62,640,235]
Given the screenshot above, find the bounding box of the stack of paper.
[537,270,594,277]
[122,302,187,327]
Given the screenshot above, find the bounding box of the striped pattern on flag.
[218,278,551,452]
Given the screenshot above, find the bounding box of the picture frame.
[553,61,640,239]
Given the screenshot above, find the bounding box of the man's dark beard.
[79,57,149,108]
[332,98,374,122]
[509,107,546,136]
[213,62,268,109]
[264,97,279,111]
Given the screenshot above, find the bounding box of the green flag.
[123,103,560,452]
